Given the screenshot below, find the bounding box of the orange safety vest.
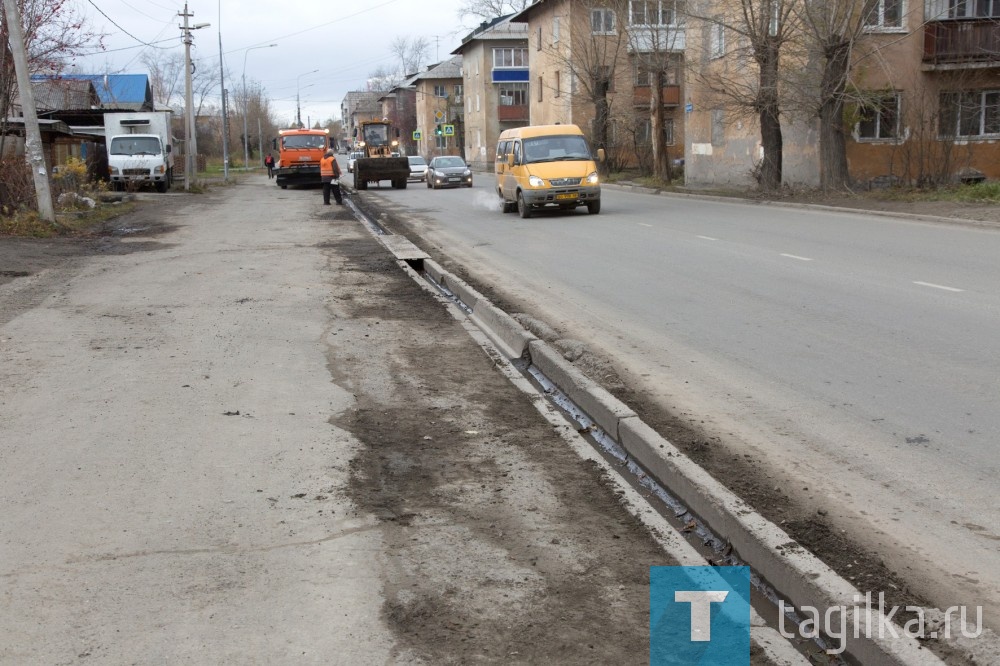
[320,155,340,178]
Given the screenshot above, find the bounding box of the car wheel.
[587,199,601,215]
[517,191,532,219]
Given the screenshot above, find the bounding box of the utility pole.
[179,3,209,190]
[218,31,229,181]
[2,0,56,224]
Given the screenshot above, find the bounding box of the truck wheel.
[394,179,407,189]
[156,181,167,193]
[587,200,601,215]
[517,191,532,219]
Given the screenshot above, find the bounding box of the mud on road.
[3,186,783,664]
[324,232,675,664]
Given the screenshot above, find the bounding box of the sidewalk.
[0,176,692,664]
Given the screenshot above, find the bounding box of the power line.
[85,0,159,47]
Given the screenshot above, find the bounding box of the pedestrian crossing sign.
[443,124,455,136]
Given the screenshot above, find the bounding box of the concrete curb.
[461,282,945,665]
[353,191,949,665]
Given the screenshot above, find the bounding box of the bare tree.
[391,36,431,75]
[457,0,532,21]
[686,0,797,190]
[141,51,184,109]
[624,1,687,182]
[366,64,403,93]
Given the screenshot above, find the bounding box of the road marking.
[697,235,718,241]
[638,223,653,228]
[914,281,964,293]
[781,253,813,262]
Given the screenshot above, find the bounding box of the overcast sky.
[74,0,478,125]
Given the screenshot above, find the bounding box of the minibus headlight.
[528,175,545,187]
[586,171,600,185]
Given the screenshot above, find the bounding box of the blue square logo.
[650,566,750,665]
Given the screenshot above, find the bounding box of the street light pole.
[242,44,276,170]
[296,69,318,128]
[179,3,209,190]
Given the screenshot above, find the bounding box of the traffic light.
[435,124,443,136]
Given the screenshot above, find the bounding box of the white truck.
[105,112,174,192]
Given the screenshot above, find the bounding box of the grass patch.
[0,200,137,238]
[868,182,1000,203]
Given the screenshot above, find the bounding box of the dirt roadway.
[0,180,745,664]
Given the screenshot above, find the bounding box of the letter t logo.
[675,591,729,641]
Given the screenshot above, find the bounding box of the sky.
[72,0,479,125]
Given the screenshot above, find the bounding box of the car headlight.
[586,171,600,185]
[463,169,471,176]
[528,175,545,187]
[154,165,165,174]
[109,166,119,175]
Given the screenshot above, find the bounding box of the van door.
[502,140,521,201]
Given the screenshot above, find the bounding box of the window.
[638,118,675,145]
[635,60,679,86]
[553,17,560,42]
[493,47,528,68]
[433,85,447,98]
[629,1,677,26]
[940,90,1000,137]
[555,71,561,97]
[498,82,528,106]
[857,94,900,140]
[946,0,1000,17]
[710,19,725,58]
[538,76,544,102]
[454,84,463,101]
[436,136,448,150]
[863,0,903,29]
[537,26,543,50]
[592,8,616,34]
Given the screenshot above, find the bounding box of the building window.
[499,82,528,106]
[553,17,560,42]
[555,71,561,97]
[537,26,543,50]
[863,0,903,29]
[436,136,448,150]
[538,76,544,102]
[630,1,677,26]
[454,84,463,101]
[710,20,725,58]
[946,0,1000,17]
[635,59,679,86]
[857,94,900,140]
[592,8,616,34]
[940,90,1000,137]
[638,118,675,145]
[433,85,447,98]
[493,47,528,68]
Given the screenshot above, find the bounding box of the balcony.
[497,104,529,122]
[633,85,681,107]
[923,20,1000,66]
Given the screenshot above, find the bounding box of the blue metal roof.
[30,74,152,110]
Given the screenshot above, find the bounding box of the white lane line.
[638,223,653,228]
[697,235,718,241]
[914,281,964,293]
[781,253,814,262]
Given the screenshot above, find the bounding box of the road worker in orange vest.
[320,149,343,205]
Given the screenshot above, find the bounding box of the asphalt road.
[362,174,1000,625]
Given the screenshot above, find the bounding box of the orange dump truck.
[273,128,330,189]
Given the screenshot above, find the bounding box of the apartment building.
[340,91,380,148]
[452,16,530,169]
[848,0,1000,183]
[684,0,1000,187]
[510,0,687,172]
[410,56,465,159]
